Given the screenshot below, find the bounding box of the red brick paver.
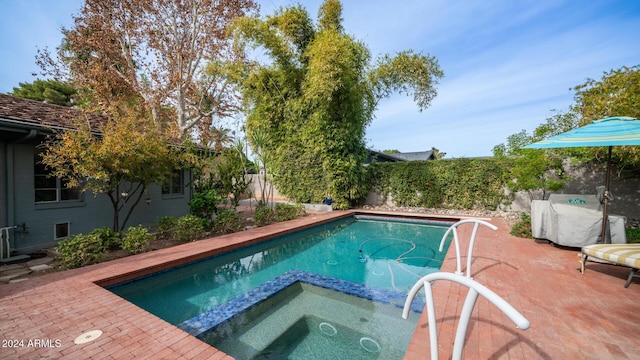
[1,211,639,359]
[405,216,640,359]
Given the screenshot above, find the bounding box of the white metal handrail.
[0,226,17,261]
[439,219,498,278]
[402,272,530,360]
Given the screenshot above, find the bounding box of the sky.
[1,0,639,158]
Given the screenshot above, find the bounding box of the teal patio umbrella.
[524,116,640,243]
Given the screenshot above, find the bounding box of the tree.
[232,0,443,208]
[207,126,235,151]
[40,104,179,232]
[37,0,257,138]
[250,130,274,206]
[9,79,76,106]
[575,65,640,121]
[217,140,251,207]
[574,65,640,172]
[493,118,570,200]
[495,65,640,200]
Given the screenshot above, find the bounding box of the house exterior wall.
[7,142,192,254]
[0,142,7,229]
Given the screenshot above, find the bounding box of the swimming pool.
[108,215,453,359]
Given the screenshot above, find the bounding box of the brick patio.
[1,210,639,359]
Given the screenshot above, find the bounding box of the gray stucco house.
[0,94,193,260]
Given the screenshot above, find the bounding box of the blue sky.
[1,1,639,157]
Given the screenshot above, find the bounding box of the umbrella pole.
[600,146,613,244]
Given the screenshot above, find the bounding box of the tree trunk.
[119,183,146,232]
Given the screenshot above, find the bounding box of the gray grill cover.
[531,195,626,247]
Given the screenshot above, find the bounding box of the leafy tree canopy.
[576,65,640,122]
[33,0,262,231]
[574,65,640,171]
[493,123,569,199]
[40,103,182,232]
[495,64,640,198]
[231,0,443,208]
[9,79,76,107]
[37,0,258,140]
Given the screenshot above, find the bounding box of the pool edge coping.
[92,210,466,288]
[93,210,355,288]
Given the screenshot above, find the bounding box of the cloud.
[365,1,640,157]
[1,0,637,158]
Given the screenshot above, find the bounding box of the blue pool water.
[108,216,453,358]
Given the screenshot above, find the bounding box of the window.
[34,150,81,203]
[162,169,183,195]
[54,222,70,240]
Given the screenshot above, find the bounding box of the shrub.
[627,228,640,244]
[366,158,511,210]
[275,203,305,222]
[190,189,222,219]
[510,212,533,238]
[157,216,178,235]
[254,204,275,227]
[122,225,153,254]
[89,227,121,250]
[174,214,208,242]
[55,233,106,269]
[213,208,242,233]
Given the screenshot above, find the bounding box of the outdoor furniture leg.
[581,254,588,274]
[625,269,638,288]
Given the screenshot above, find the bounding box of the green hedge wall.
[366,158,513,210]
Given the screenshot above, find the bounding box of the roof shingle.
[0,93,105,132]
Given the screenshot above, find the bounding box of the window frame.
[162,169,184,198]
[34,149,83,204]
[54,222,71,240]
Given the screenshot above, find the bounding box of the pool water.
[202,282,416,359]
[256,316,379,360]
[108,216,452,359]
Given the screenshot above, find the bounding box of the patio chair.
[581,244,640,288]
[438,219,498,278]
[402,272,530,360]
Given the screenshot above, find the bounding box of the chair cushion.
[582,244,640,269]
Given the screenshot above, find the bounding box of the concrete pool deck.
[1,210,639,359]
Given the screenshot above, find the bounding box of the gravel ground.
[358,205,523,227]
[358,204,639,228]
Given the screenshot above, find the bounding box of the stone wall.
[507,163,640,221]
[363,162,639,222]
[244,174,289,203]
